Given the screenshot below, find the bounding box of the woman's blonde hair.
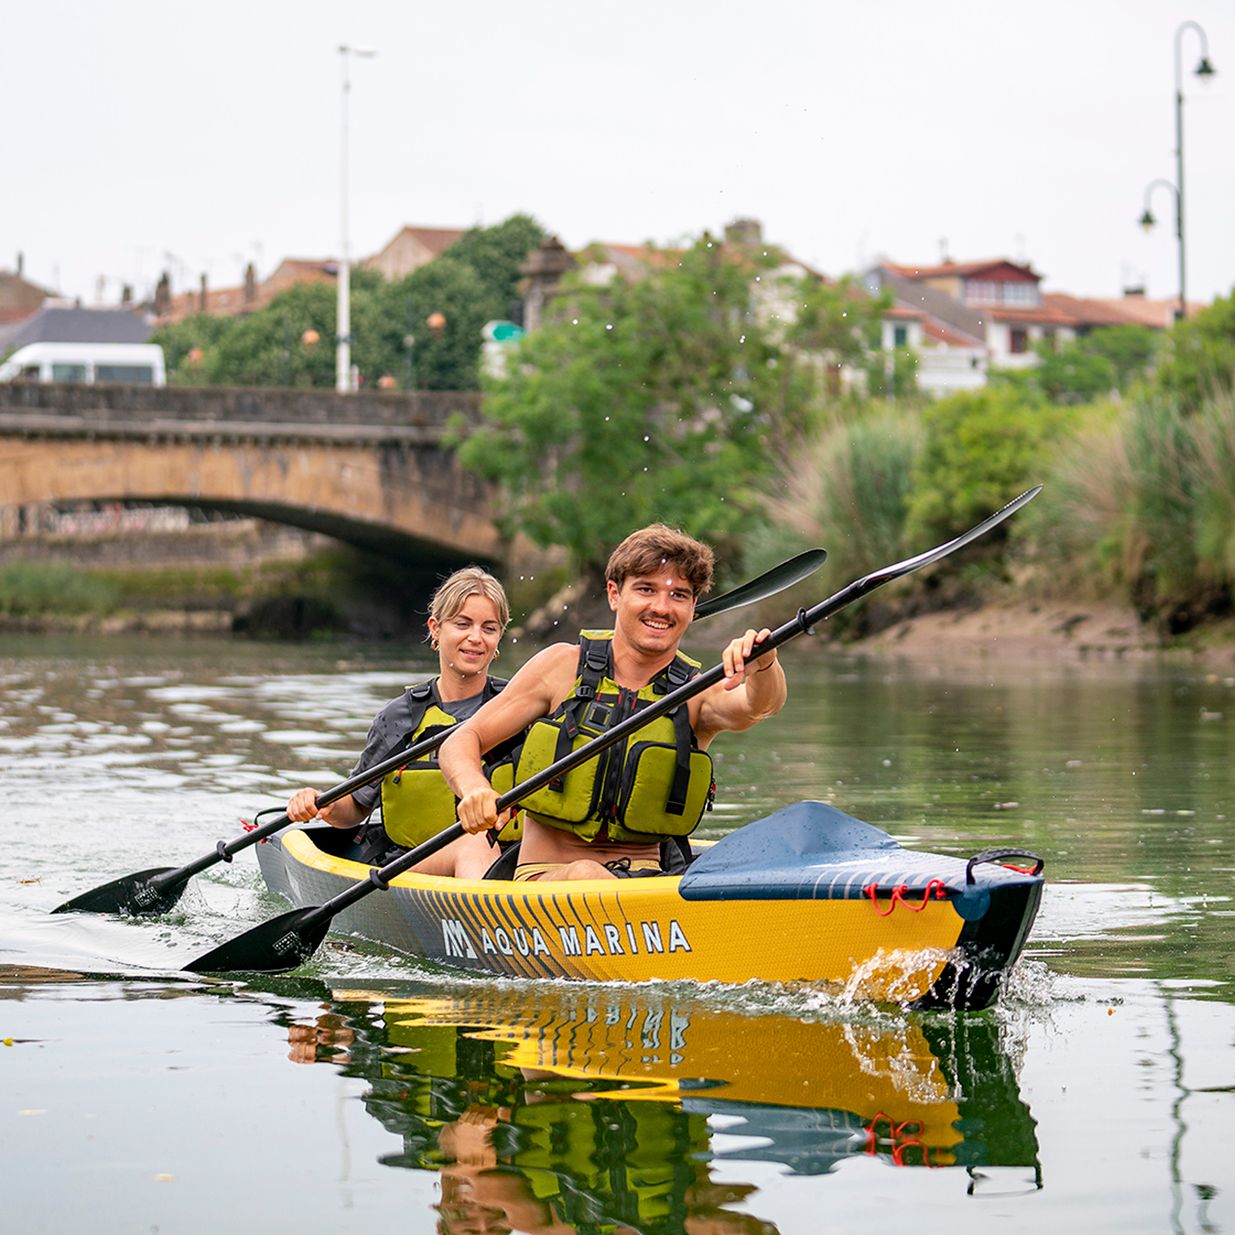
[428,566,510,644]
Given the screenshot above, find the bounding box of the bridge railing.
[0,383,482,430]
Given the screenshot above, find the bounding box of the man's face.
[607,568,696,657]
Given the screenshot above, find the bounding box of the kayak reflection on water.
[276,983,1041,1232]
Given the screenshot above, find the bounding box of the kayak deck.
[256,802,1043,1009]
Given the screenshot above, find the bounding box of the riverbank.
[849,598,1235,669]
[5,571,1235,669]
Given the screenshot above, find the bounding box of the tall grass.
[1190,390,1235,588]
[757,404,921,585]
[1025,394,1235,625]
[1014,406,1132,597]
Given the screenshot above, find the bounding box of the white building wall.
[916,349,987,394]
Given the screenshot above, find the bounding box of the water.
[2,633,1234,1233]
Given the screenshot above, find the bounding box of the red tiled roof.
[988,304,1078,326]
[584,242,685,269]
[885,258,1041,282]
[1078,295,1202,330]
[1041,293,1137,328]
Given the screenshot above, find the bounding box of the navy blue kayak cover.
[679,802,911,901]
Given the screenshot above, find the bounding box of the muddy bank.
[849,599,1235,669]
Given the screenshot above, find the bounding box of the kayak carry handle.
[966,848,1045,884]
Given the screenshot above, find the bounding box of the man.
[439,524,786,880]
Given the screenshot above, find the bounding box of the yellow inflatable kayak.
[257,801,1043,1009]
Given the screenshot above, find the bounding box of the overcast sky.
[4,0,1232,308]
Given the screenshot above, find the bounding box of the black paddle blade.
[51,867,188,917]
[694,548,827,619]
[183,906,332,975]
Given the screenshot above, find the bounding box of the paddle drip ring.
[795,607,816,636]
[216,841,233,863]
[368,868,390,891]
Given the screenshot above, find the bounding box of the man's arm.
[693,627,787,743]
[440,643,576,832]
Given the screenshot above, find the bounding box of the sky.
[4,0,1233,309]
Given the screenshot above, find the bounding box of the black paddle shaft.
[193,483,1042,968]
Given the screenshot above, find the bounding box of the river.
[2,632,1233,1234]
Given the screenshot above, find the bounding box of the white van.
[0,341,167,386]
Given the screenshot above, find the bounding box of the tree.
[1033,339,1116,405]
[1151,291,1235,413]
[785,276,890,402]
[458,237,810,573]
[447,214,545,323]
[1083,324,1159,392]
[377,259,490,390]
[153,216,547,389]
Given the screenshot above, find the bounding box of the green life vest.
[513,631,714,844]
[380,676,521,848]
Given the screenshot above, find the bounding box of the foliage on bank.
[0,563,122,617]
[754,291,1235,637]
[153,216,544,391]
[0,549,444,638]
[458,235,889,575]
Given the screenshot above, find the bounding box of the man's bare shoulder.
[505,641,579,703]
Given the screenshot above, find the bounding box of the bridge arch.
[0,385,507,567]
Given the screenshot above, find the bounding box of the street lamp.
[1168,21,1216,321]
[337,44,377,393]
[1139,177,1179,236]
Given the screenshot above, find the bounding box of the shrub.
[1151,291,1235,414]
[904,388,1067,547]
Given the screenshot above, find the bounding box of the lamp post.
[337,44,376,393]
[1169,22,1216,321]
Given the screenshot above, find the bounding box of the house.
[0,262,54,328]
[0,304,153,355]
[868,259,1079,373]
[157,258,339,326]
[362,225,467,281]
[153,224,467,327]
[1041,290,1204,332]
[559,219,826,334]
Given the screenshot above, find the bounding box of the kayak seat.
[483,842,522,880]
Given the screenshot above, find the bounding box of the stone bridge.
[0,383,507,567]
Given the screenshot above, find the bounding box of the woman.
[285,566,513,881]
